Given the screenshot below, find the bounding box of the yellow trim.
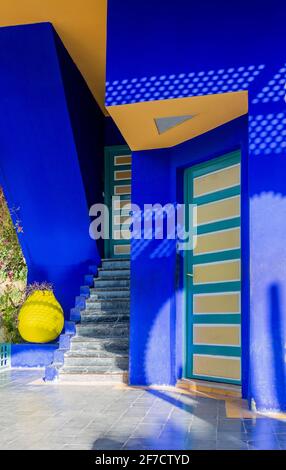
[114,199,132,210]
[114,215,132,226]
[177,379,241,398]
[115,155,132,165]
[114,185,131,196]
[107,92,248,151]
[193,260,240,284]
[0,0,108,114]
[113,229,131,240]
[114,170,132,181]
[225,399,257,418]
[114,245,130,255]
[193,293,240,314]
[194,164,240,197]
[194,228,240,255]
[197,196,240,225]
[193,355,241,380]
[193,325,240,346]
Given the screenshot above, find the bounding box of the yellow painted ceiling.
[0,0,107,114]
[107,92,248,151]
[0,3,248,148]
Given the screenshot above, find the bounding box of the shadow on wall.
[269,284,286,410]
[250,192,286,411]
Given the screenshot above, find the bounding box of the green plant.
[25,282,53,299]
[0,187,27,343]
[0,285,24,343]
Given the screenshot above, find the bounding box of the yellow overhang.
[0,0,107,115]
[107,91,248,151]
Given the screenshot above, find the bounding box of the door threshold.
[177,378,241,398]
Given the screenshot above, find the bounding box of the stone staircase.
[45,258,130,383]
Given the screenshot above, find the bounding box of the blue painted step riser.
[84,274,94,287]
[59,334,71,350]
[45,365,59,382]
[75,296,86,310]
[80,286,91,298]
[88,265,98,276]
[70,308,81,323]
[54,349,65,364]
[64,321,76,336]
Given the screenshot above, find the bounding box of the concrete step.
[89,288,130,299]
[80,313,130,323]
[76,323,129,338]
[70,337,129,353]
[94,278,130,288]
[82,308,130,315]
[60,364,128,374]
[64,355,129,368]
[101,259,130,270]
[98,268,130,279]
[66,349,128,358]
[85,299,130,311]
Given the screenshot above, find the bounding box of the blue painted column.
[0,23,103,316]
[248,97,286,411]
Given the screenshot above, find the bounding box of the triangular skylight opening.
[154,114,194,134]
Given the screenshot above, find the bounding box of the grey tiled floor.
[0,370,285,450]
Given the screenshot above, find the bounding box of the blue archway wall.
[0,22,104,317]
[130,117,249,391]
[107,0,286,410]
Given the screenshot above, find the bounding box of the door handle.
[187,273,193,277]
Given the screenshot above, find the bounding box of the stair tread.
[66,352,128,358]
[99,268,130,271]
[61,367,128,373]
[81,320,129,323]
[78,321,128,327]
[86,297,130,304]
[56,259,131,380]
[102,258,130,261]
[72,335,129,340]
[81,313,130,318]
[96,276,130,280]
[82,311,130,316]
[91,286,130,290]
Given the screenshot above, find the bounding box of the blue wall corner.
[129,116,248,387]
[11,343,58,368]
[107,0,286,410]
[0,22,104,317]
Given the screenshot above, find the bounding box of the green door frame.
[183,150,242,385]
[104,145,131,259]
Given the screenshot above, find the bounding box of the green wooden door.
[104,145,132,258]
[185,151,241,385]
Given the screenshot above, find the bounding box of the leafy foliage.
[25,282,53,299]
[0,187,27,342]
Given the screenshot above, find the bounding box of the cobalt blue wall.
[130,116,248,387]
[0,23,103,317]
[107,1,286,409]
[11,343,58,368]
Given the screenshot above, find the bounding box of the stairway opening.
[59,258,130,383]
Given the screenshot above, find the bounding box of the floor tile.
[0,370,285,451]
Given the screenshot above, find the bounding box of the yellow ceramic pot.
[18,290,64,343]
